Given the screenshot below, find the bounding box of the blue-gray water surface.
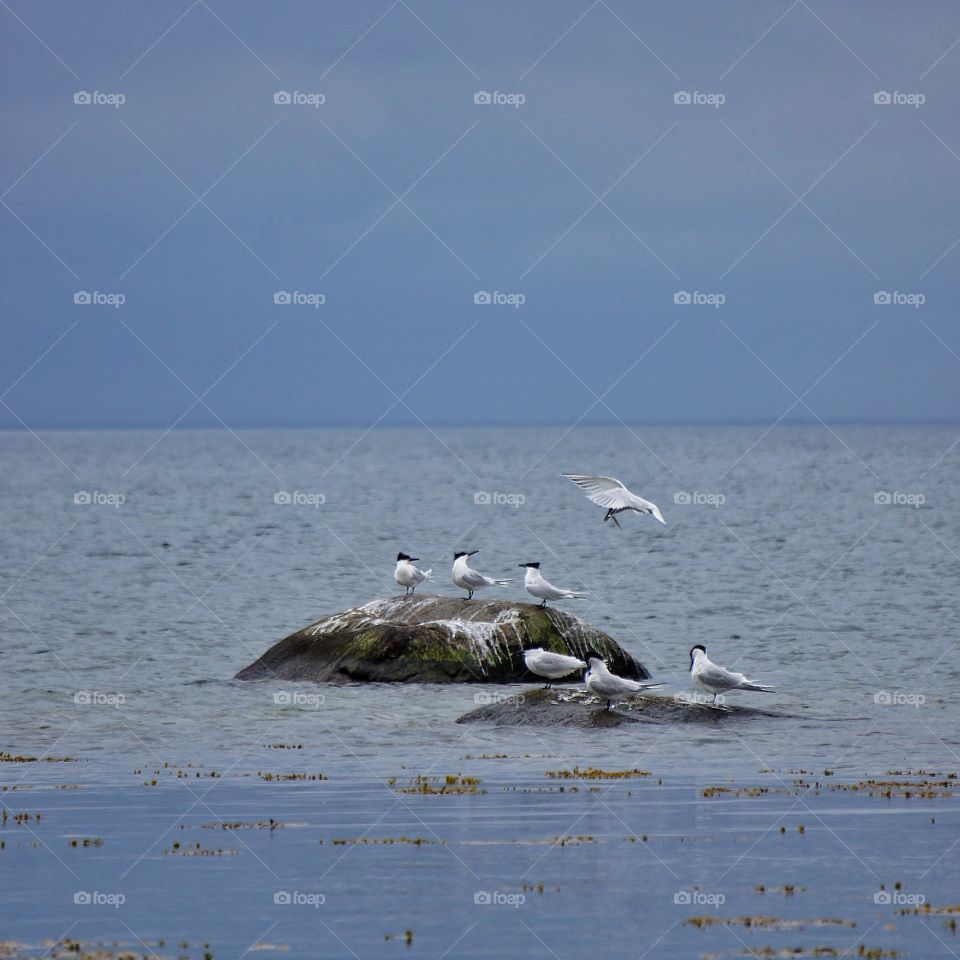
[1,425,958,958]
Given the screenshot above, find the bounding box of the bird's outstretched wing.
[562,474,633,509]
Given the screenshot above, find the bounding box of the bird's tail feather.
[740,682,774,692]
[491,578,513,585]
[422,569,433,579]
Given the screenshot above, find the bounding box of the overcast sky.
[2,0,959,428]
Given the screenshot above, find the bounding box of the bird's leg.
[540,600,547,609]
[611,513,622,529]
[467,589,473,600]
[711,693,717,705]
[606,700,612,712]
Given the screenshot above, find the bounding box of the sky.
[2,0,960,429]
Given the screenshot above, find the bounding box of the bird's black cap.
[397,552,409,561]
[519,561,541,569]
[454,550,478,559]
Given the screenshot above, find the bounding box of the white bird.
[452,551,512,600]
[689,645,774,704]
[522,647,587,688]
[519,562,588,608]
[584,655,663,711]
[394,552,432,596]
[562,474,665,528]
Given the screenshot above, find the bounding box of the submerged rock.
[235,595,649,684]
[456,688,788,727]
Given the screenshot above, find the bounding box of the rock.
[456,688,789,727]
[235,595,649,684]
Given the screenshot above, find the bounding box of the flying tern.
[689,645,774,704]
[394,552,432,596]
[562,474,665,528]
[452,551,512,600]
[519,562,588,608]
[522,647,587,688]
[584,655,663,711]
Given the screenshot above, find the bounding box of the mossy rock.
[235,595,649,684]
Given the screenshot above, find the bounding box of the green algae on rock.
[235,594,648,684]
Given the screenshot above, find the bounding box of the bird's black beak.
[409,557,419,562]
[467,550,479,557]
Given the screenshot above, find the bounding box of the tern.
[562,474,665,528]
[522,647,587,688]
[394,552,432,596]
[689,645,774,704]
[452,551,512,600]
[519,562,588,608]
[584,654,663,711]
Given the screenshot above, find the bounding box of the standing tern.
[452,551,512,600]
[522,647,586,688]
[689,645,774,704]
[584,654,663,711]
[562,474,665,528]
[394,552,432,596]
[519,562,588,608]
